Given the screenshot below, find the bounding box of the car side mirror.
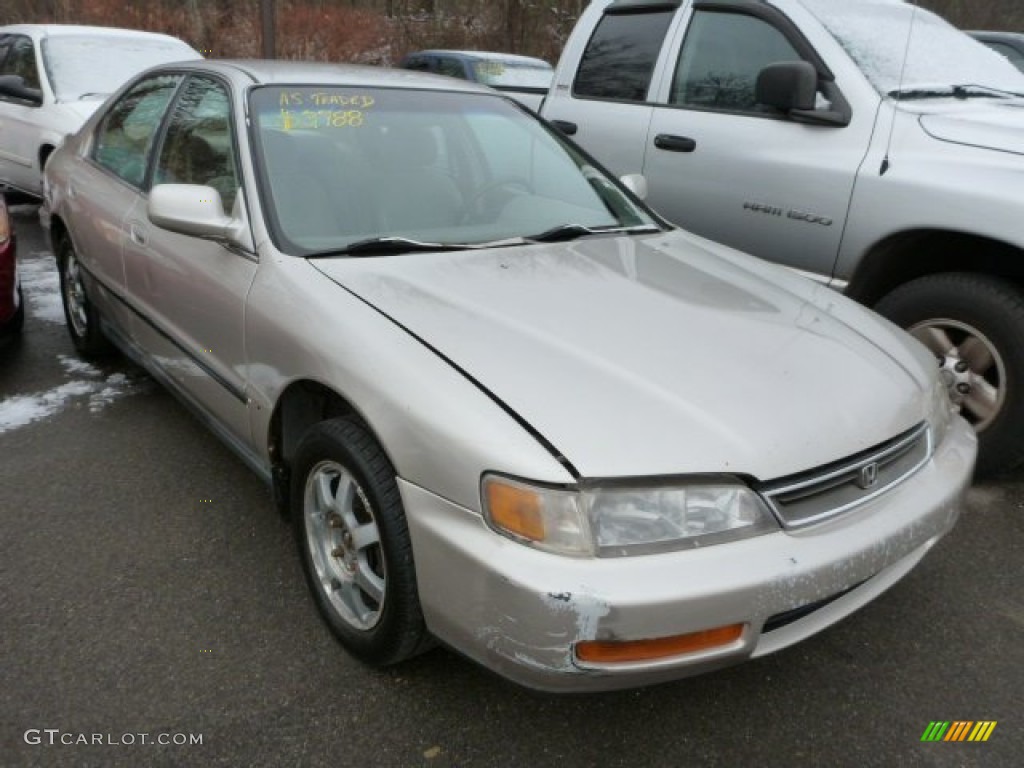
[0,75,43,106]
[755,61,817,112]
[619,173,648,201]
[148,184,252,251]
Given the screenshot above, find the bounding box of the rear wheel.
[291,417,429,666]
[875,273,1024,477]
[57,237,114,358]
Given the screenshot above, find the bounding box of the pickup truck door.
[643,3,875,277]
[542,5,682,179]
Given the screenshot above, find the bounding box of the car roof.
[407,50,552,68]
[0,23,189,45]
[172,59,500,94]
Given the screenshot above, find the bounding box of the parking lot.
[1,204,1021,767]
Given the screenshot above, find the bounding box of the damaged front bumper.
[401,417,975,692]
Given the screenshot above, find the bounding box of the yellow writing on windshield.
[279,92,376,108]
[280,109,365,130]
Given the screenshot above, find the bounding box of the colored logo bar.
[921,721,997,742]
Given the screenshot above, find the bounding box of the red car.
[0,193,22,340]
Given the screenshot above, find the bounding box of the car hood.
[311,231,932,481]
[917,99,1024,156]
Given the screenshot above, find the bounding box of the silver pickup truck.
[540,0,1024,477]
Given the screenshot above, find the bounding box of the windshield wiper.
[889,83,1022,101]
[527,223,661,243]
[305,236,526,259]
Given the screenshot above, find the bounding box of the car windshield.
[250,86,658,256]
[41,36,199,100]
[471,58,553,89]
[802,0,1024,97]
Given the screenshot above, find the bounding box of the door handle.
[654,134,697,153]
[129,223,147,246]
[550,119,578,136]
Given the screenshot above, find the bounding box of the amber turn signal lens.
[576,623,745,664]
[485,480,546,541]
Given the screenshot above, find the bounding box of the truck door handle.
[550,119,578,136]
[654,134,697,153]
[129,223,147,246]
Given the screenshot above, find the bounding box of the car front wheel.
[57,238,113,358]
[876,272,1024,477]
[291,417,429,666]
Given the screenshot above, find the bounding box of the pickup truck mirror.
[0,75,43,106]
[619,173,648,201]
[148,184,252,251]
[755,61,817,112]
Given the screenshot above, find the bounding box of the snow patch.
[19,250,65,324]
[1,359,152,434]
[0,381,96,432]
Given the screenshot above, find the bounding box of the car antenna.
[881,0,919,176]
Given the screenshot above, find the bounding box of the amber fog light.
[575,623,746,664]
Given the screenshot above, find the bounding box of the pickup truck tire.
[875,272,1024,477]
[291,417,430,666]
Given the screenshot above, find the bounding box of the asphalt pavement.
[1,205,1021,767]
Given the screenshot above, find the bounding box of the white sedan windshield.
[803,0,1024,95]
[42,36,200,100]
[250,87,656,256]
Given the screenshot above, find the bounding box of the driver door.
[123,74,256,444]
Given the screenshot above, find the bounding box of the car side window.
[1,35,41,91]
[153,76,239,214]
[404,56,431,72]
[671,11,804,112]
[573,10,675,102]
[93,74,182,188]
[437,57,466,80]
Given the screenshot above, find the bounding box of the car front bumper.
[402,416,975,692]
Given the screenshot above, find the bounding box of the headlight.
[482,475,779,557]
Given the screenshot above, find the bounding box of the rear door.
[642,2,873,275]
[542,4,680,177]
[69,73,184,335]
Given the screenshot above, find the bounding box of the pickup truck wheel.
[291,417,429,666]
[57,238,114,358]
[875,273,1024,477]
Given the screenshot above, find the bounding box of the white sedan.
[0,24,200,198]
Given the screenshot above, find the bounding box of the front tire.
[57,237,114,358]
[291,417,429,666]
[876,273,1024,477]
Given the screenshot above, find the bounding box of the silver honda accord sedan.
[41,60,976,692]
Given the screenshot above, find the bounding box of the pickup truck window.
[574,10,674,102]
[672,11,803,112]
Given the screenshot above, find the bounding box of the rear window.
[574,11,675,101]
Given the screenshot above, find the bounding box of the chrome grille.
[759,422,932,529]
